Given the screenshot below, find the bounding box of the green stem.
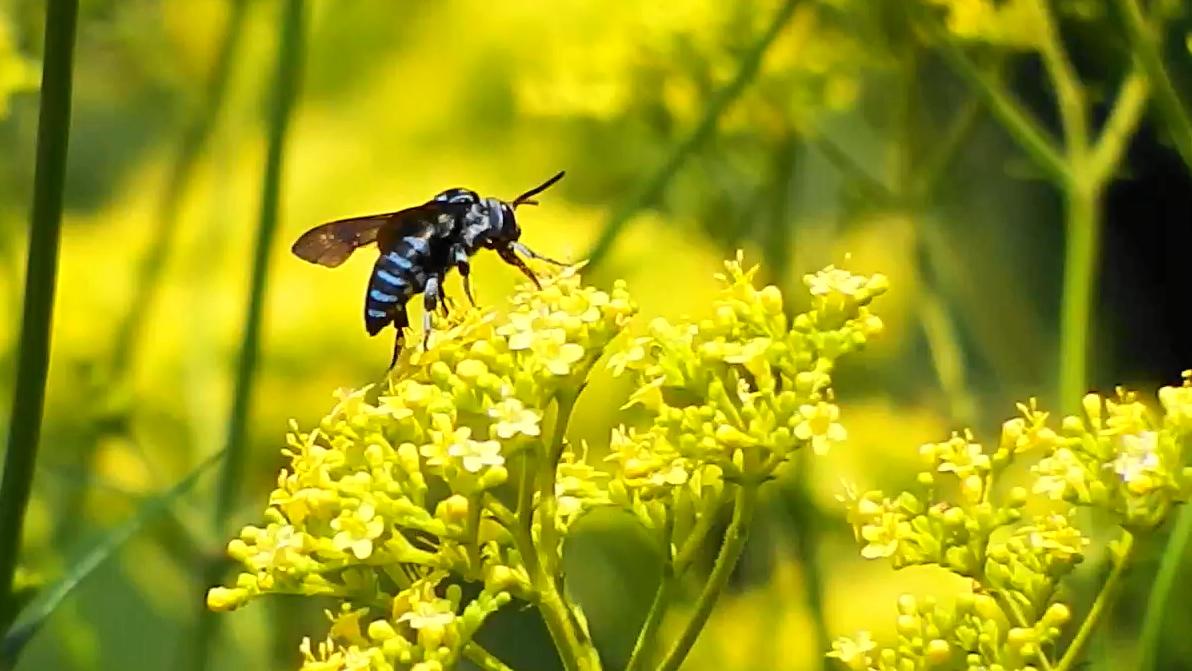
[189,2,304,669]
[1137,505,1192,671]
[1034,0,1089,156]
[463,642,516,671]
[657,483,760,671]
[624,514,676,671]
[1112,0,1192,171]
[624,569,673,671]
[1088,69,1150,186]
[0,0,79,626]
[56,0,250,550]
[1054,531,1133,671]
[931,25,1068,184]
[531,390,598,671]
[1057,179,1101,412]
[583,0,800,268]
[674,489,732,573]
[110,0,250,374]
[786,455,830,664]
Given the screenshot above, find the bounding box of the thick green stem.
[1112,0,1192,171]
[188,2,304,669]
[1057,179,1101,413]
[583,0,800,268]
[0,0,79,626]
[624,569,673,671]
[1137,505,1192,671]
[1054,532,1133,671]
[657,483,760,671]
[530,390,599,671]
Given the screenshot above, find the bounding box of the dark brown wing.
[291,205,443,268]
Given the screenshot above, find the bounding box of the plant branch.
[1137,504,1192,671]
[930,26,1068,184]
[583,0,800,268]
[0,0,79,626]
[1056,181,1102,412]
[1088,68,1150,185]
[1112,0,1192,171]
[657,482,760,671]
[1034,0,1089,156]
[463,642,516,671]
[1054,531,1133,671]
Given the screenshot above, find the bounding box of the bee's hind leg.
[388,308,410,371]
[511,241,567,266]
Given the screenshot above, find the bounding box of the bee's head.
[483,198,521,246]
[482,171,566,247]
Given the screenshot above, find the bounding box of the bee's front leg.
[511,241,567,266]
[498,245,541,289]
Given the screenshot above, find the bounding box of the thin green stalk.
[624,568,673,671]
[1137,505,1192,671]
[189,1,304,669]
[1112,0,1192,171]
[1034,0,1089,157]
[930,24,1069,184]
[674,489,732,573]
[657,483,760,671]
[1056,180,1101,413]
[111,0,250,374]
[0,0,79,625]
[463,642,516,671]
[530,389,598,671]
[56,0,250,549]
[1088,69,1150,186]
[1054,531,1133,671]
[624,514,676,671]
[583,0,800,268]
[786,455,830,662]
[213,0,304,537]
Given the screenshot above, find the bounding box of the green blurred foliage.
[0,0,1189,670]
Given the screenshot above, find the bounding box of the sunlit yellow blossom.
[826,630,876,669]
[487,398,541,439]
[794,401,847,455]
[447,438,504,473]
[331,503,385,560]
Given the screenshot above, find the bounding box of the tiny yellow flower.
[330,503,385,560]
[448,438,504,473]
[795,402,847,455]
[488,398,542,439]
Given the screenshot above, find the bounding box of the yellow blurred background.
[1,0,1190,669]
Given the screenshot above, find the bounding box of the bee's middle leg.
[422,274,443,349]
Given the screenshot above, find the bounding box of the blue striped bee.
[292,171,567,369]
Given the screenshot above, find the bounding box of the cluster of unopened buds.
[831,373,1192,671]
[208,255,888,671]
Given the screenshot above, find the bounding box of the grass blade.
[0,448,227,665]
[188,1,305,668]
[0,0,80,626]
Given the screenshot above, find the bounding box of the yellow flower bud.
[925,639,950,665]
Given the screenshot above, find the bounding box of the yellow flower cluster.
[832,375,1192,670]
[208,265,634,670]
[927,0,1046,49]
[1033,379,1192,528]
[605,254,885,536]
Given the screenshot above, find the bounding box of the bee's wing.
[292,205,443,268]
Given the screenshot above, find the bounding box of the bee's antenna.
[512,170,565,209]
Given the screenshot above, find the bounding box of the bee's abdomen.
[364,238,429,335]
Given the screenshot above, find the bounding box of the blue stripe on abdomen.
[369,288,399,303]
